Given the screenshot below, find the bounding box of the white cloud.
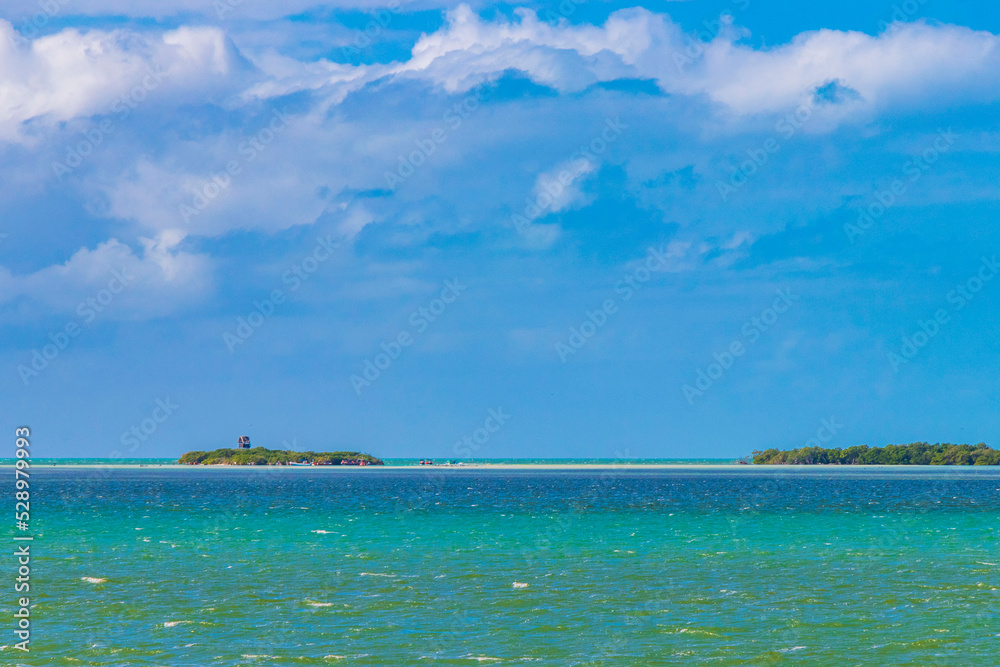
[532,157,596,213]
[97,128,333,237]
[231,5,668,102]
[673,21,1000,115]
[240,50,371,104]
[399,5,653,92]
[0,231,211,319]
[0,20,237,142]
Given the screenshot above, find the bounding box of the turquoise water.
[380,458,737,466]
[0,458,180,466]
[10,467,1000,665]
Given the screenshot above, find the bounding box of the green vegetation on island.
[179,447,384,466]
[751,442,999,465]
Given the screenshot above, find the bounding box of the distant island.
[751,442,999,465]
[179,447,384,466]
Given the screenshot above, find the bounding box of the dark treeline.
[179,447,384,465]
[751,442,998,465]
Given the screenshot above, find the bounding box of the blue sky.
[2,0,999,459]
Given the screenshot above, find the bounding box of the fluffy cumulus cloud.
[0,20,238,142]
[0,230,211,320]
[400,5,663,92]
[99,134,330,239]
[673,21,1000,115]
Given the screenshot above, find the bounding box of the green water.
[8,468,1000,665]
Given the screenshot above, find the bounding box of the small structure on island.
[237,435,251,449]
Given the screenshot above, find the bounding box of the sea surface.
[8,466,1000,665]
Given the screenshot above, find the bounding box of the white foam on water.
[306,600,334,607]
[512,582,528,588]
[676,628,719,637]
[359,572,395,577]
[81,577,107,584]
[163,621,189,628]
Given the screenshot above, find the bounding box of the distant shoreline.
[6,463,1000,472]
[752,442,998,465]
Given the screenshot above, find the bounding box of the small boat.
[288,461,311,466]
